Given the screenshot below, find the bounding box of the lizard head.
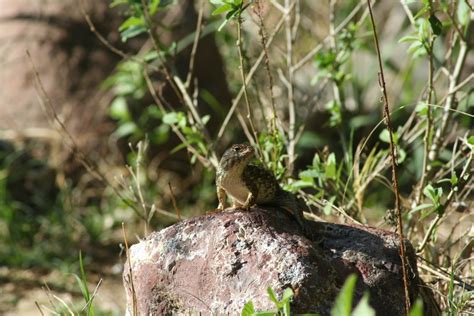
[219,144,255,172]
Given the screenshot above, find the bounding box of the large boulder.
[123,207,438,315]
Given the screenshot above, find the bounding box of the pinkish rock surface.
[123,207,438,315]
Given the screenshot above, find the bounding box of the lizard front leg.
[241,191,256,210]
[217,187,227,211]
[232,200,243,208]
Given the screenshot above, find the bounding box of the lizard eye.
[233,146,240,152]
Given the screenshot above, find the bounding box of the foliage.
[241,287,294,316]
[240,275,430,315]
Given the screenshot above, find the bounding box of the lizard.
[215,143,308,233]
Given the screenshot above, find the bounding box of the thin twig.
[80,278,103,313]
[291,0,301,41]
[35,302,46,316]
[141,0,187,108]
[417,260,474,291]
[168,182,182,220]
[122,223,138,316]
[291,0,366,72]
[328,0,349,164]
[217,1,296,140]
[143,68,217,168]
[284,0,297,174]
[79,0,129,59]
[236,111,258,147]
[366,0,411,312]
[417,148,472,253]
[254,0,278,134]
[27,50,147,219]
[236,11,263,158]
[400,0,416,26]
[428,40,469,162]
[173,75,213,144]
[416,33,435,204]
[129,140,150,234]
[185,0,205,88]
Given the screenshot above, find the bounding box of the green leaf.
[414,5,430,19]
[202,115,211,125]
[241,301,255,316]
[331,274,357,316]
[312,153,322,168]
[325,153,337,180]
[120,25,147,42]
[162,112,182,125]
[73,274,90,305]
[110,0,128,8]
[147,0,175,13]
[352,293,375,316]
[324,196,336,216]
[429,14,443,36]
[450,173,458,186]
[299,169,321,180]
[114,122,138,138]
[225,8,240,20]
[212,3,233,15]
[281,288,294,302]
[415,102,429,116]
[379,129,398,144]
[397,148,406,164]
[109,97,130,121]
[171,142,188,154]
[325,100,342,126]
[467,136,474,145]
[149,0,160,15]
[78,251,94,316]
[281,288,294,315]
[290,179,315,189]
[209,0,226,5]
[407,40,426,57]
[408,203,434,215]
[417,18,430,41]
[267,287,279,306]
[398,35,418,43]
[408,299,424,316]
[423,184,442,205]
[119,16,145,31]
[457,0,470,27]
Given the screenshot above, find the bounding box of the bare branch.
[366,0,411,312]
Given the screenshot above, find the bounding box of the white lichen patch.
[130,237,164,265]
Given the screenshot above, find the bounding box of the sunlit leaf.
[352,293,375,316]
[241,301,255,316]
[457,0,470,27]
[331,274,357,316]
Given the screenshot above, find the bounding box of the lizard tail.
[270,190,307,231]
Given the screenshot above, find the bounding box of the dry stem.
[185,0,205,88]
[236,12,264,159]
[366,0,411,312]
[428,40,469,163]
[416,35,435,204]
[217,1,296,139]
[254,0,278,134]
[284,0,297,175]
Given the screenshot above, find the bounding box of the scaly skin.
[216,144,307,232]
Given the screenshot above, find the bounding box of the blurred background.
[0,0,472,314]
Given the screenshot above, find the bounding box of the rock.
[123,207,439,315]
